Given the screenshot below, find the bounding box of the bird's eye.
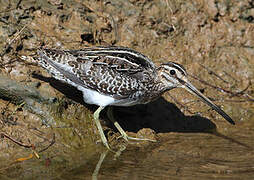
[170,69,176,75]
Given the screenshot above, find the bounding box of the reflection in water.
[92,150,108,180]
[92,145,126,180]
[209,129,253,150]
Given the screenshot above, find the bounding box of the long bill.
[183,81,235,125]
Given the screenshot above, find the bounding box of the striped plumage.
[37,46,235,149]
[37,47,169,106]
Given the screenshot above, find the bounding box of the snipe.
[37,46,235,149]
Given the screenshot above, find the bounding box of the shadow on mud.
[113,98,216,133]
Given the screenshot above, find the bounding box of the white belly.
[77,86,139,107]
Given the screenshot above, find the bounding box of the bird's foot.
[117,133,157,142]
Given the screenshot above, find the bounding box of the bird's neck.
[146,80,169,96]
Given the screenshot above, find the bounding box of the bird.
[37,46,235,149]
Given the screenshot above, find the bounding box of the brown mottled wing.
[37,47,156,99]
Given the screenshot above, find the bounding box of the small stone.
[136,128,157,142]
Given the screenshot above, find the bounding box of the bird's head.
[157,62,235,125]
[157,62,188,89]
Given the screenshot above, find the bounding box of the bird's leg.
[93,106,110,149]
[107,107,156,142]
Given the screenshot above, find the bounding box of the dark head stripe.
[161,62,187,76]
